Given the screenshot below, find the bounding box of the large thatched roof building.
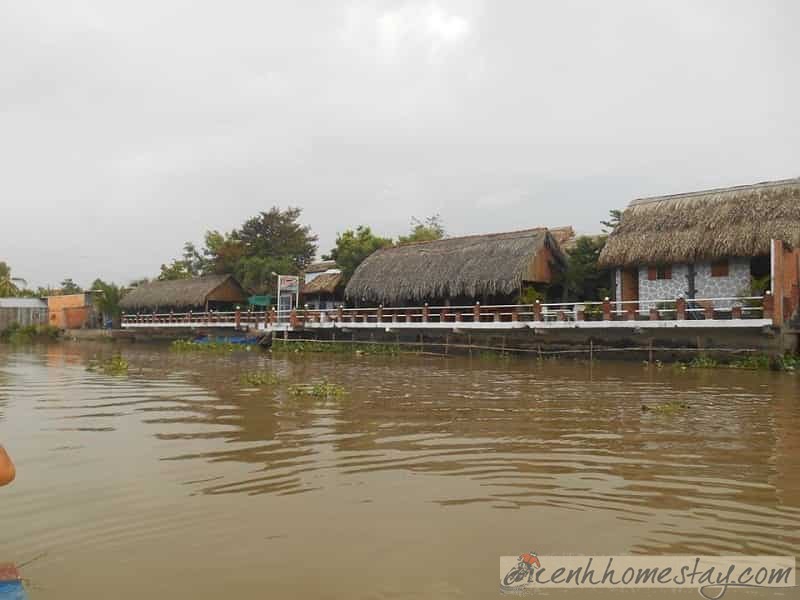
[345,228,567,306]
[598,178,800,320]
[120,274,247,312]
[599,178,800,268]
[301,261,344,310]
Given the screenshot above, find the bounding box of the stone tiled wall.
[638,258,751,306]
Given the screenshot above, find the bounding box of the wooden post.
[337,305,344,323]
[406,309,413,323]
[494,309,501,322]
[558,310,567,321]
[422,303,429,323]
[511,308,519,322]
[391,309,397,324]
[290,309,299,329]
[576,309,585,321]
[649,307,659,321]
[625,306,636,321]
[602,297,612,321]
[732,305,743,319]
[763,291,774,321]
[474,302,481,322]
[377,305,383,323]
[455,308,461,323]
[703,303,714,320]
[676,297,686,320]
[534,300,542,321]
[235,308,241,329]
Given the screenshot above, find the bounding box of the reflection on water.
[0,343,798,599]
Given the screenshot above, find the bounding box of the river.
[1,342,798,598]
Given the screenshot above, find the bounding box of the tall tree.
[59,278,82,294]
[233,207,317,271]
[562,236,611,302]
[324,226,393,280]
[91,279,124,325]
[0,262,26,297]
[398,214,445,244]
[601,209,622,234]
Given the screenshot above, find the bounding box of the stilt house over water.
[598,177,800,325]
[345,228,567,307]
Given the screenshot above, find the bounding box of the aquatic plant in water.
[171,339,249,354]
[86,355,129,376]
[240,371,281,386]
[0,324,60,344]
[641,401,690,415]
[288,381,347,398]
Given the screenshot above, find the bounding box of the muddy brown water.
[0,343,798,599]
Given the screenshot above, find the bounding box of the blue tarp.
[0,581,26,600]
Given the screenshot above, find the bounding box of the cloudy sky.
[1,1,798,288]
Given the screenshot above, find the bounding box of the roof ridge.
[629,177,800,208]
[390,227,550,250]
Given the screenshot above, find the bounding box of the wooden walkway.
[122,296,776,331]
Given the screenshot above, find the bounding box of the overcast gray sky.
[1,1,798,288]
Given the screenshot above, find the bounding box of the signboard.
[276,275,300,323]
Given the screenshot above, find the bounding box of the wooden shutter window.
[648,266,657,281]
[711,259,729,277]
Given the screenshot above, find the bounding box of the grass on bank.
[0,324,60,344]
[271,339,402,356]
[676,353,799,372]
[170,339,253,354]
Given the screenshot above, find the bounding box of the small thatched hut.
[345,228,567,306]
[301,261,344,310]
[120,274,248,313]
[598,177,800,320]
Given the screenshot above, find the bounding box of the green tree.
[601,209,622,234]
[233,207,317,271]
[398,214,445,244]
[59,278,83,294]
[91,279,124,325]
[324,226,393,280]
[0,262,26,297]
[562,236,612,302]
[159,241,208,281]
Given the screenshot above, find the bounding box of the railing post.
[602,297,612,321]
[534,300,542,321]
[649,307,660,321]
[731,305,743,319]
[377,305,383,323]
[455,308,461,323]
[558,310,567,321]
[703,303,714,320]
[290,309,299,329]
[302,304,309,326]
[676,297,686,320]
[422,303,429,323]
[576,308,585,321]
[235,308,241,329]
[511,307,519,322]
[474,302,481,322]
[625,306,636,321]
[391,309,397,323]
[763,291,774,321]
[494,309,501,322]
[336,305,344,323]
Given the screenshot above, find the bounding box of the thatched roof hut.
[599,178,800,267]
[345,228,566,305]
[301,272,343,296]
[120,274,247,311]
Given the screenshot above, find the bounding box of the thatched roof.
[549,225,577,251]
[599,177,800,267]
[120,274,246,310]
[302,272,343,295]
[304,260,337,274]
[345,228,565,305]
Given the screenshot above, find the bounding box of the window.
[711,259,729,277]
[647,265,672,281]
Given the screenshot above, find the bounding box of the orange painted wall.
[48,294,92,329]
[782,246,800,318]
